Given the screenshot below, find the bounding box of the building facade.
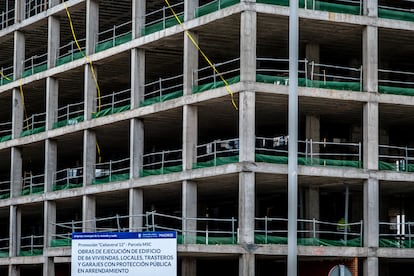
[0,0,413,275]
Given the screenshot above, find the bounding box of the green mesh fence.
[95,32,133,53]
[92,173,130,185]
[20,126,46,137]
[142,15,184,36]
[378,161,414,172]
[177,235,236,245]
[51,238,72,247]
[0,75,13,86]
[21,186,44,196]
[305,79,361,91]
[255,154,361,168]
[379,85,414,96]
[255,235,361,247]
[195,0,240,17]
[53,183,82,191]
[56,51,84,66]
[0,134,11,143]
[380,238,414,248]
[92,105,130,119]
[379,8,414,22]
[193,75,240,93]
[257,0,289,6]
[19,249,43,256]
[256,74,290,85]
[53,115,84,129]
[140,165,183,177]
[193,156,239,169]
[0,193,10,199]
[257,0,360,15]
[0,251,8,258]
[22,64,48,78]
[140,90,183,107]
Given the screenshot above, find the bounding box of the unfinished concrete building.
[0,0,413,275]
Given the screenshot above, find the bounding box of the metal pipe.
[288,0,299,274]
[344,184,349,245]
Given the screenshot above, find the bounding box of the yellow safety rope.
[0,71,10,81]
[164,0,238,110]
[63,1,102,112]
[19,80,30,130]
[96,142,102,163]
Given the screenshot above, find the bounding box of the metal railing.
[22,53,48,75]
[379,144,414,172]
[0,180,10,198]
[255,217,363,246]
[0,237,9,254]
[309,61,362,90]
[256,136,289,156]
[144,74,183,100]
[0,7,14,30]
[25,0,48,18]
[94,157,130,181]
[56,38,86,62]
[22,172,44,194]
[20,234,43,253]
[142,149,182,171]
[52,220,82,241]
[56,102,84,124]
[144,1,184,29]
[303,0,362,14]
[379,68,414,89]
[257,57,308,84]
[54,166,83,187]
[96,88,130,112]
[379,2,414,13]
[193,58,240,88]
[0,65,13,84]
[96,21,132,48]
[196,0,238,14]
[0,121,12,137]
[22,112,46,133]
[196,138,239,165]
[380,220,414,247]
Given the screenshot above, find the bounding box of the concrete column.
[239,254,255,276]
[86,0,99,55]
[183,31,198,96]
[11,88,24,139]
[9,205,21,257]
[84,64,98,120]
[10,147,22,198]
[305,187,319,220]
[130,118,144,178]
[8,265,19,276]
[44,139,57,193]
[363,178,379,248]
[184,0,198,21]
[363,102,378,170]
[240,11,256,82]
[83,129,96,186]
[306,115,320,154]
[14,0,24,23]
[129,188,143,231]
[182,180,197,244]
[306,43,320,80]
[363,257,378,276]
[43,257,55,276]
[130,48,145,108]
[46,77,58,131]
[363,26,378,93]
[363,0,377,17]
[44,201,56,251]
[48,16,60,69]
[82,195,96,232]
[132,0,145,38]
[49,0,61,8]
[13,31,25,79]
[239,92,255,162]
[182,257,196,276]
[183,105,197,171]
[238,172,255,244]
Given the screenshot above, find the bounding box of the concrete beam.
[129,188,143,231]
[183,105,197,171]
[130,118,144,179]
[182,180,197,244]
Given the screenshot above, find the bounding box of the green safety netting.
[92,173,130,185]
[20,126,46,137]
[21,186,44,196]
[177,235,236,245]
[56,51,84,66]
[257,0,289,6]
[255,235,361,247]
[53,183,82,191]
[193,75,240,93]
[92,105,130,119]
[305,79,361,91]
[142,14,184,36]
[0,193,10,199]
[257,0,360,15]
[379,85,414,97]
[140,165,183,177]
[255,154,361,168]
[53,115,84,129]
[193,156,239,169]
[140,90,183,107]
[19,249,43,256]
[95,32,133,53]
[0,134,11,143]
[195,0,240,17]
[0,75,13,86]
[380,238,414,248]
[22,64,48,78]
[51,238,72,247]
[378,161,414,172]
[0,251,8,258]
[379,8,414,22]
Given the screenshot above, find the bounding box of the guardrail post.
[161,151,165,174]
[312,218,316,240]
[116,214,121,232]
[30,235,34,254]
[232,217,235,244]
[214,141,217,166]
[151,212,155,232]
[159,77,162,98]
[112,25,116,47]
[360,220,363,247]
[265,216,268,244]
[162,6,166,29]
[405,146,408,172]
[310,139,313,165]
